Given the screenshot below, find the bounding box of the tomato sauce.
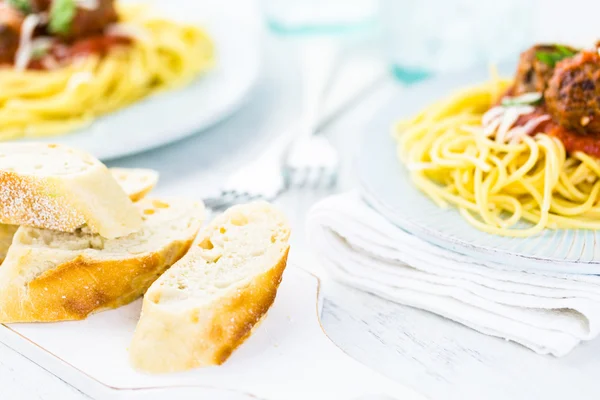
[547,124,600,157]
[65,35,131,58]
[28,35,131,70]
[513,105,600,158]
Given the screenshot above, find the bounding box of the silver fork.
[203,134,288,211]
[204,39,340,210]
[284,38,341,190]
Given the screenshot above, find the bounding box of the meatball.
[512,44,578,95]
[29,0,52,12]
[56,0,118,40]
[545,51,600,134]
[0,4,23,64]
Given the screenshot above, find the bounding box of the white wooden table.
[5,2,600,398]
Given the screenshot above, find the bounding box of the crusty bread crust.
[129,247,289,373]
[0,168,159,265]
[0,196,204,323]
[0,148,142,239]
[209,248,289,365]
[0,235,196,323]
[0,171,84,233]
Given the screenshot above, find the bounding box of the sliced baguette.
[130,202,290,373]
[0,197,205,323]
[0,224,17,265]
[110,168,159,202]
[0,167,159,265]
[0,143,141,238]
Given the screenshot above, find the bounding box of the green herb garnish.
[557,45,577,57]
[535,51,556,66]
[6,0,31,13]
[48,0,76,36]
[535,45,578,67]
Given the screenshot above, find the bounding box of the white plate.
[357,63,600,274]
[18,2,260,161]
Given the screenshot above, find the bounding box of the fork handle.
[298,38,341,137]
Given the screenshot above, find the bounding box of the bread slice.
[0,142,141,238]
[0,224,18,265]
[110,168,159,202]
[0,167,159,265]
[130,202,290,373]
[0,197,205,323]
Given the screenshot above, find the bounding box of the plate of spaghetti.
[0,0,259,159]
[358,44,600,274]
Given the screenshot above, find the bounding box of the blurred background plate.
[19,2,260,161]
[357,62,600,275]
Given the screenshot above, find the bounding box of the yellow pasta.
[396,78,600,237]
[0,5,214,139]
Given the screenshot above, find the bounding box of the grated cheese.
[14,14,42,71]
[75,0,99,10]
[105,23,151,43]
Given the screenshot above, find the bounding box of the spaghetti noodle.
[396,76,600,237]
[0,4,214,139]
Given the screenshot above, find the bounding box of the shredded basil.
[535,45,578,67]
[556,45,576,57]
[48,0,76,36]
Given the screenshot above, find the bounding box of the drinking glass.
[380,0,534,83]
[261,0,379,34]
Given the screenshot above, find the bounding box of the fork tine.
[291,167,309,189]
[307,167,323,189]
[244,193,260,202]
[304,167,318,189]
[203,195,228,210]
[204,191,249,211]
[226,192,243,206]
[311,167,324,189]
[233,191,267,205]
[324,168,338,189]
[230,191,256,206]
[283,134,339,191]
[321,167,334,189]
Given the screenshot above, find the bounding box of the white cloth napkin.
[307,191,600,356]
